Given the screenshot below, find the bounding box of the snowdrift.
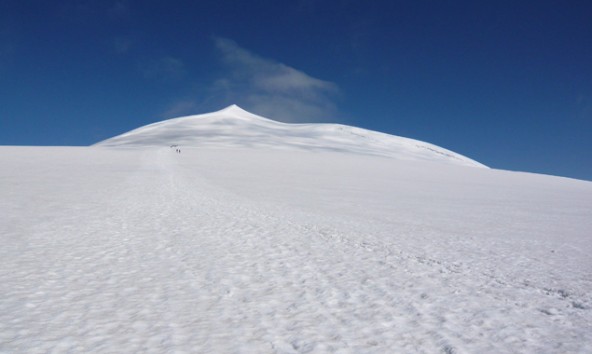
[1,145,591,353]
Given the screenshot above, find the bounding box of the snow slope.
[1,145,591,353]
[95,105,487,168]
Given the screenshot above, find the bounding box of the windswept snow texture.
[1,145,591,353]
[95,105,487,168]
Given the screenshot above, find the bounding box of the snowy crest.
[95,105,487,168]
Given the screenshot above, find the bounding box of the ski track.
[1,147,590,353]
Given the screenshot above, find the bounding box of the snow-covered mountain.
[95,104,487,168]
[2,108,591,353]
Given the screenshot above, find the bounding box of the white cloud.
[162,99,199,118]
[208,37,340,123]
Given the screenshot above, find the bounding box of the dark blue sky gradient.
[1,1,591,180]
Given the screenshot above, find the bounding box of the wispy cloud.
[162,99,199,119]
[206,37,340,122]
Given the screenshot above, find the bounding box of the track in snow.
[1,146,590,353]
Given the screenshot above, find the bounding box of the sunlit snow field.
[1,145,591,353]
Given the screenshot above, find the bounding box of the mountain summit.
[95,105,486,168]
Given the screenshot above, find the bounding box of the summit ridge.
[95,105,487,168]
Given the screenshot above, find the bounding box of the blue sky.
[1,1,591,180]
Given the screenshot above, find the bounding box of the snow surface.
[1,144,591,353]
[95,105,487,169]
